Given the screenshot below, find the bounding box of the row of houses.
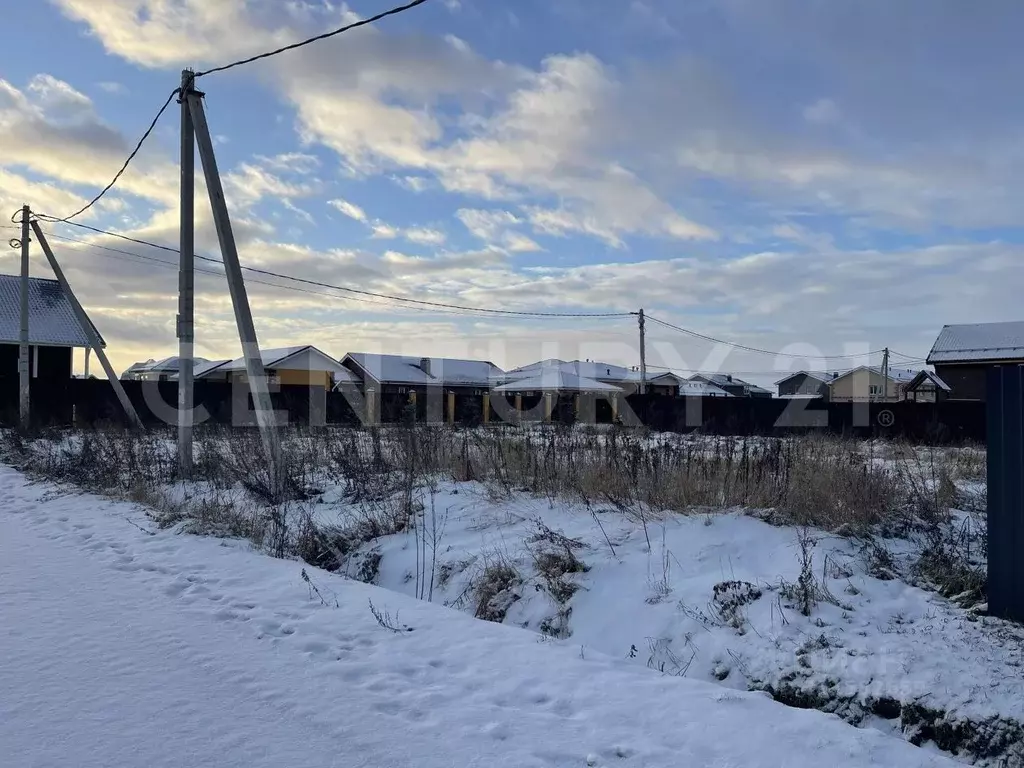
[775,322,1024,402]
[3,275,1022,404]
[121,350,758,398]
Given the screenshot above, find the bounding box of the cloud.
[0,75,179,215]
[456,208,541,252]
[329,198,367,223]
[404,227,446,246]
[803,98,840,125]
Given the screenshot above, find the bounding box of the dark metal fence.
[0,377,988,443]
[986,366,1024,622]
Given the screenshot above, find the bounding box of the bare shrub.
[473,559,522,622]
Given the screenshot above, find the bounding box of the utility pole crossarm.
[30,221,143,429]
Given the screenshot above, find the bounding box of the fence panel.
[987,366,1024,622]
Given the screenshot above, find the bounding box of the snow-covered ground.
[330,482,1023,765]
[0,464,959,768]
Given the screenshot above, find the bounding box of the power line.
[195,0,431,79]
[36,88,181,224]
[38,223,631,319]
[644,313,888,360]
[38,230,497,317]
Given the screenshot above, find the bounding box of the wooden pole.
[178,69,196,477]
[188,90,282,489]
[18,205,30,429]
[31,222,143,429]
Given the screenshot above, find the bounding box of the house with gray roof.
[926,321,1024,400]
[775,371,838,401]
[122,356,215,382]
[505,359,684,395]
[828,366,920,403]
[0,275,101,383]
[193,346,353,389]
[341,353,502,395]
[689,373,772,399]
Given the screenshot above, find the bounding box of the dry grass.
[0,425,988,602]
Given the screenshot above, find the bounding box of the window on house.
[869,384,881,395]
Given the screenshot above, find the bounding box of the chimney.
[726,374,733,382]
[419,357,431,377]
[832,372,838,379]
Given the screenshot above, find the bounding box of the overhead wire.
[644,313,888,360]
[36,88,182,223]
[194,0,431,79]
[36,229,511,318]
[43,219,633,318]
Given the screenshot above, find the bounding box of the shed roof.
[0,275,101,348]
[345,353,501,386]
[927,321,1024,364]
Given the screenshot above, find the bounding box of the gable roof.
[906,370,951,392]
[134,356,211,374]
[830,365,920,384]
[773,371,833,386]
[492,370,621,393]
[198,346,354,380]
[927,321,1024,364]
[690,373,772,395]
[506,359,672,384]
[0,275,101,348]
[679,380,733,397]
[344,353,502,387]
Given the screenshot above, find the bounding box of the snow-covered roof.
[199,346,354,379]
[907,370,952,392]
[0,275,101,348]
[168,359,231,381]
[134,356,211,374]
[773,371,834,386]
[345,353,502,386]
[927,321,1024,364]
[506,359,658,383]
[690,373,771,394]
[679,380,733,397]
[492,370,621,393]
[830,366,920,384]
[351,353,502,385]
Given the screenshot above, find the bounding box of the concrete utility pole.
[188,87,282,490]
[31,222,143,429]
[881,347,890,402]
[18,205,30,429]
[178,69,196,478]
[638,308,647,395]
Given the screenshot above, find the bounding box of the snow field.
[0,465,958,768]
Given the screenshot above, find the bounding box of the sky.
[2,0,1024,386]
